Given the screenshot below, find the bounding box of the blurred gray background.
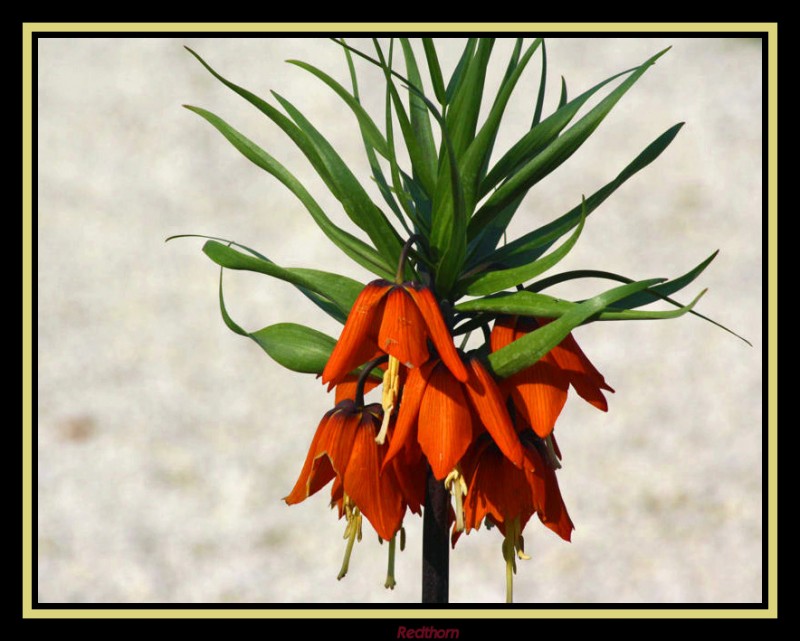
[37,36,763,604]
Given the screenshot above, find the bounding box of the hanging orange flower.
[321,280,468,388]
[284,399,405,542]
[491,315,615,438]
[460,429,574,543]
[383,356,524,481]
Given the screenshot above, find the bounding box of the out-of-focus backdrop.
[37,36,763,604]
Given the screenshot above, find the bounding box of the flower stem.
[422,465,449,603]
[396,234,421,284]
[354,355,389,408]
[505,551,514,604]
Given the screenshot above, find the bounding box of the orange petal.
[489,315,519,352]
[508,353,569,438]
[321,281,390,387]
[382,360,434,471]
[405,284,468,383]
[463,358,524,469]
[522,443,574,542]
[418,362,473,480]
[391,434,426,515]
[463,444,532,532]
[537,319,614,411]
[284,409,338,504]
[378,287,430,367]
[344,413,405,541]
[323,408,360,477]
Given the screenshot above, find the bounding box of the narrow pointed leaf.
[421,38,446,104]
[202,240,364,319]
[187,48,402,269]
[371,39,436,197]
[462,202,585,296]
[472,49,670,238]
[456,287,706,321]
[286,59,390,158]
[445,38,494,162]
[460,39,541,215]
[486,278,666,378]
[271,91,404,266]
[445,38,478,104]
[477,122,685,268]
[531,39,547,128]
[218,267,249,337]
[184,105,394,280]
[249,322,337,374]
[339,39,415,234]
[400,38,438,184]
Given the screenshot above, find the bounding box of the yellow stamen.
[376,355,401,444]
[338,494,363,581]
[501,516,530,603]
[384,534,397,590]
[444,467,467,532]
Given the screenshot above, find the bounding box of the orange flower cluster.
[285,279,613,583]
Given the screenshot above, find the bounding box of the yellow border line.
[24,22,774,32]
[767,25,778,618]
[22,23,33,618]
[24,23,776,619]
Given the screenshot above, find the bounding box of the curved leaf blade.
[472,48,670,239]
[249,322,337,374]
[286,59,390,158]
[202,240,364,321]
[184,105,394,280]
[486,278,665,378]
[463,199,585,296]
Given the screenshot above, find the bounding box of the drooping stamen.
[395,234,422,284]
[500,516,530,603]
[376,355,400,444]
[384,534,397,590]
[337,494,363,581]
[444,467,467,532]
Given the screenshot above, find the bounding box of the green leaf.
[286,59,390,159]
[218,267,248,337]
[459,39,542,215]
[477,122,685,268]
[445,38,478,104]
[371,39,437,197]
[400,38,438,186]
[462,198,585,296]
[527,256,753,346]
[421,38,446,104]
[271,91,404,266]
[457,286,704,322]
[340,39,413,236]
[472,49,669,238]
[457,290,574,317]
[249,322,338,374]
[415,92,467,297]
[184,104,394,280]
[445,38,494,162]
[531,39,547,128]
[485,278,665,378]
[558,75,568,108]
[202,240,364,321]
[186,48,402,272]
